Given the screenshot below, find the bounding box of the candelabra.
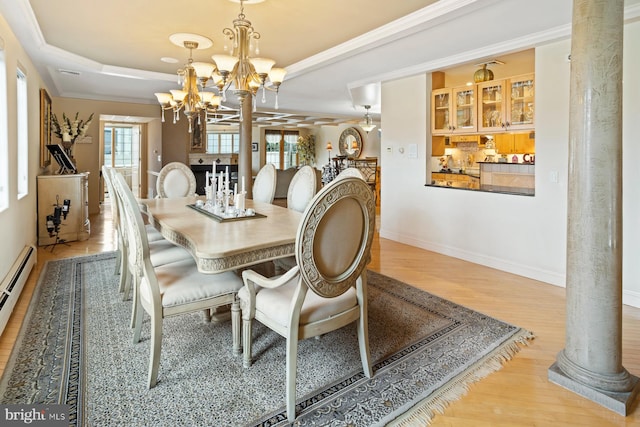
[45,197,71,252]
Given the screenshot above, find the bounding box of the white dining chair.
[114,172,244,388]
[235,176,376,422]
[252,163,277,204]
[102,166,164,278]
[286,165,317,213]
[334,167,365,181]
[156,162,197,198]
[110,170,192,317]
[273,166,318,273]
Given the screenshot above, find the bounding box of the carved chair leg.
[130,275,139,329]
[118,256,128,294]
[232,299,241,355]
[242,318,253,368]
[132,293,144,344]
[147,312,163,388]
[286,336,300,423]
[114,247,122,277]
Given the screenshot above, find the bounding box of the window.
[0,47,7,211]
[16,67,27,199]
[207,132,240,154]
[265,130,299,169]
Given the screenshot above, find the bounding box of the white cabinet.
[506,73,535,131]
[432,73,534,135]
[431,86,477,135]
[37,173,90,246]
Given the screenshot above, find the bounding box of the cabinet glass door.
[508,74,534,130]
[452,86,476,133]
[478,81,505,132]
[431,89,451,134]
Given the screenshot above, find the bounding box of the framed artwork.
[189,111,206,153]
[40,88,52,167]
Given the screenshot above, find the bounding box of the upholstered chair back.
[156,162,197,198]
[286,165,317,213]
[252,163,277,204]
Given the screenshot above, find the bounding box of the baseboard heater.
[0,245,37,336]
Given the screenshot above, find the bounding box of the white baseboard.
[379,228,640,309]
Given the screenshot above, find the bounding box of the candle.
[218,172,223,192]
[206,171,210,188]
[234,183,238,196]
[225,166,230,191]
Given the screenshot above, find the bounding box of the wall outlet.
[386,147,392,153]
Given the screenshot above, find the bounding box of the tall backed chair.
[110,170,192,309]
[235,177,375,422]
[273,166,318,272]
[286,165,317,213]
[114,172,243,388]
[334,167,365,181]
[102,166,164,280]
[156,162,197,198]
[252,163,277,204]
[102,165,123,275]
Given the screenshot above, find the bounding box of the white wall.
[0,13,42,284]
[622,21,640,304]
[380,23,640,306]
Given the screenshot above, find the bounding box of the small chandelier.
[154,39,222,133]
[360,105,376,133]
[154,0,286,131]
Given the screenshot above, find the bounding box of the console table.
[36,173,90,246]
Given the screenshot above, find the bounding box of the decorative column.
[238,92,253,199]
[548,0,639,414]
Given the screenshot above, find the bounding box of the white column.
[548,0,639,414]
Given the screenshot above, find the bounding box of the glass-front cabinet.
[508,73,535,131]
[453,86,476,133]
[477,80,506,133]
[431,86,477,135]
[431,88,452,134]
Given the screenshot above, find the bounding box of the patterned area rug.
[0,252,533,426]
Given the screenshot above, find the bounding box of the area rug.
[0,252,533,426]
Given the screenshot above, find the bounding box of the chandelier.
[360,105,376,133]
[154,0,287,132]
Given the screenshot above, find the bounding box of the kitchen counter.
[431,170,480,189]
[429,165,535,196]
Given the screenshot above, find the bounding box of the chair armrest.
[242,265,299,289]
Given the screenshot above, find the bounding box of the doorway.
[100,122,147,201]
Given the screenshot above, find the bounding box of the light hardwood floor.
[2,203,640,426]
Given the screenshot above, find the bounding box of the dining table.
[140,196,302,274]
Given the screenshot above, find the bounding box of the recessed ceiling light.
[161,57,179,64]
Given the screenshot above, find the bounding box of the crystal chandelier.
[360,105,376,133]
[154,39,222,133]
[154,0,286,132]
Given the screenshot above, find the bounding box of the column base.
[549,362,640,415]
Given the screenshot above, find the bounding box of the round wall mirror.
[338,127,363,158]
